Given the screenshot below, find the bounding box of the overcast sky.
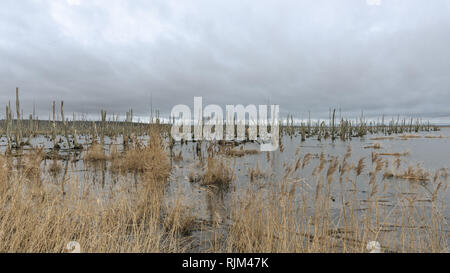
[1,0,450,120]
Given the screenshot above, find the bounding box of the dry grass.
[0,154,9,195]
[109,144,121,160]
[201,156,234,187]
[225,150,448,253]
[385,164,431,181]
[23,148,43,181]
[249,163,266,182]
[0,127,447,253]
[110,131,171,181]
[86,144,108,162]
[48,160,62,175]
[424,135,446,139]
[0,130,184,253]
[364,142,382,149]
[2,91,445,253]
[173,151,184,162]
[379,151,410,157]
[371,136,394,141]
[226,148,259,157]
[187,170,200,183]
[163,194,197,236]
[398,134,422,140]
[185,156,234,186]
[0,177,188,252]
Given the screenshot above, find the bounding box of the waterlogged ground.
[168,128,450,251]
[0,127,449,252]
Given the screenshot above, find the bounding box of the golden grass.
[225,146,447,253]
[249,163,266,182]
[48,160,62,175]
[370,136,394,141]
[0,177,186,252]
[86,144,108,162]
[398,134,422,140]
[226,148,259,157]
[0,154,9,195]
[110,131,171,181]
[424,135,446,139]
[384,164,431,181]
[364,142,382,149]
[201,156,234,186]
[0,130,183,253]
[173,151,184,162]
[163,194,196,236]
[379,151,410,157]
[109,144,121,160]
[0,128,447,253]
[226,161,447,252]
[23,148,43,181]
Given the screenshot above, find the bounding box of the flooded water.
[168,128,450,251]
[1,127,449,252]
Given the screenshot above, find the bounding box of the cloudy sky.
[1,0,449,121]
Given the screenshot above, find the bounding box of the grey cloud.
[0,0,450,121]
